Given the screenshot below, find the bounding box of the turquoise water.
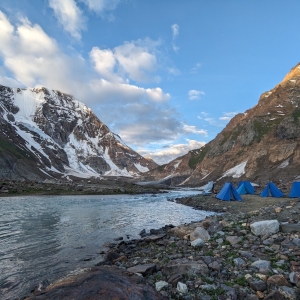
[0,190,212,299]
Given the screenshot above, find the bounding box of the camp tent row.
[216,181,300,201]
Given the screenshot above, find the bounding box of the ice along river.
[0,190,214,299]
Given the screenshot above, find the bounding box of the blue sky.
[0,0,300,164]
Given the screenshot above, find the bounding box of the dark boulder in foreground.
[25,266,164,300]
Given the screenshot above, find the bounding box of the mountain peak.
[281,62,300,84]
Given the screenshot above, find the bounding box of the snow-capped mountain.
[142,62,300,186]
[0,85,157,180]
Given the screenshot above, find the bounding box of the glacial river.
[0,190,214,299]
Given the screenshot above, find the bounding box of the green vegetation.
[292,109,300,123]
[188,145,211,169]
[0,137,28,159]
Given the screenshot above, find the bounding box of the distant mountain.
[0,85,157,181]
[142,63,300,186]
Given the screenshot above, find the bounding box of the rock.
[250,280,267,292]
[275,207,282,213]
[143,234,166,242]
[162,261,209,277]
[292,238,300,246]
[208,261,221,271]
[25,266,163,300]
[190,227,210,242]
[264,290,286,300]
[234,257,246,267]
[177,282,188,294]
[155,280,168,291]
[289,272,300,287]
[256,291,264,299]
[278,286,298,299]
[280,223,300,233]
[168,273,182,287]
[170,226,191,239]
[191,238,205,247]
[250,220,280,236]
[251,260,271,269]
[104,251,122,262]
[226,235,242,245]
[267,274,290,286]
[127,264,157,276]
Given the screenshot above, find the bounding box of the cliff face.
[0,85,157,181]
[143,63,300,186]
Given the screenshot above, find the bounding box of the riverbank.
[0,178,167,197]
[26,194,300,300]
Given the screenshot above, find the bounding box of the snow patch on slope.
[219,161,247,180]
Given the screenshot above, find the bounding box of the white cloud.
[188,89,205,100]
[137,139,206,165]
[0,10,185,149]
[190,62,201,74]
[49,0,86,40]
[81,0,120,13]
[171,23,179,38]
[171,23,179,52]
[90,39,160,83]
[183,124,207,135]
[219,111,238,121]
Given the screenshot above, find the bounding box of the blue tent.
[260,182,284,198]
[289,182,300,198]
[216,182,243,201]
[237,181,255,195]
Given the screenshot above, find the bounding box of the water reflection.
[0,190,212,299]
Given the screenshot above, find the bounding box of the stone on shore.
[25,266,163,300]
[127,263,157,276]
[190,226,210,241]
[250,220,280,236]
[190,238,205,247]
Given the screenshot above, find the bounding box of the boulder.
[127,264,157,276]
[250,220,280,236]
[190,227,210,242]
[25,266,163,300]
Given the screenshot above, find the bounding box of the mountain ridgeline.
[143,63,300,186]
[0,85,157,181]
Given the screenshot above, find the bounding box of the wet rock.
[190,227,210,242]
[26,266,163,300]
[250,220,280,236]
[127,263,157,276]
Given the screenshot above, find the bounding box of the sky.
[1,1,300,165]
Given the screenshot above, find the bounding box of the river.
[0,190,214,299]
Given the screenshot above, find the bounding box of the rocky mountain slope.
[0,85,157,181]
[143,62,300,186]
